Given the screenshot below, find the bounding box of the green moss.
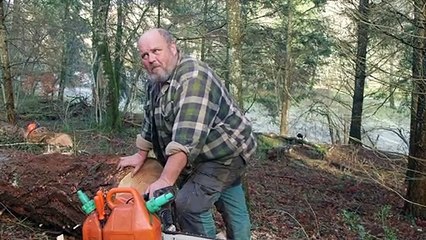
[255,134,285,159]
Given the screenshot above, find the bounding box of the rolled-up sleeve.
[165,141,190,156]
[135,134,153,151]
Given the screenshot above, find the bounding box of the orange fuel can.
[82,211,103,240]
[78,190,102,240]
[102,187,162,240]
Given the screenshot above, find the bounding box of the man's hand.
[117,151,147,177]
[144,177,172,199]
[144,151,187,199]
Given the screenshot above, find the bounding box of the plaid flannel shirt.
[136,55,257,166]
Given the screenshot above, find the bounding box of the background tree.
[0,0,16,124]
[92,0,120,130]
[349,0,370,144]
[58,0,73,103]
[57,0,88,102]
[279,0,293,135]
[405,0,426,219]
[121,3,151,114]
[227,0,244,108]
[249,0,331,135]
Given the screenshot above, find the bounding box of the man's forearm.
[160,151,187,185]
[137,149,149,159]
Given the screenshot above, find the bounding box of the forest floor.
[0,99,426,240]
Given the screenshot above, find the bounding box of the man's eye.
[153,49,160,54]
[141,53,148,60]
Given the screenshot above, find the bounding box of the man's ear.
[170,42,177,56]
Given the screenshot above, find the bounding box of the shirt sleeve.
[168,67,221,164]
[136,134,153,151]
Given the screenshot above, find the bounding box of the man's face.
[138,30,178,82]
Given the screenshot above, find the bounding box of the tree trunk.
[389,55,396,109]
[0,0,16,125]
[200,0,208,61]
[112,0,124,126]
[279,0,293,136]
[58,1,72,103]
[225,36,231,91]
[101,1,120,131]
[349,0,370,144]
[0,149,163,236]
[92,0,120,130]
[407,0,424,181]
[227,0,243,109]
[114,0,124,88]
[122,69,141,114]
[92,1,102,124]
[0,150,121,236]
[157,0,161,28]
[404,0,426,219]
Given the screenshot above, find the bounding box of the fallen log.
[0,149,162,237]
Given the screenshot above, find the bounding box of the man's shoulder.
[177,55,209,75]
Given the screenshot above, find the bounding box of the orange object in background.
[102,187,162,240]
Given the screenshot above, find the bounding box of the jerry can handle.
[106,187,143,209]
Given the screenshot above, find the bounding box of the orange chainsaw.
[77,187,215,240]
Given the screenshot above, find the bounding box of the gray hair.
[156,28,176,44]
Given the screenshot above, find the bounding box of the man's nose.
[148,53,156,63]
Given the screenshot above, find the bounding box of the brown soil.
[1,139,425,239]
[249,144,426,239]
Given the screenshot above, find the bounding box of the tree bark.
[349,0,370,144]
[58,1,72,103]
[112,0,124,126]
[279,0,293,136]
[92,0,120,130]
[0,149,159,236]
[100,0,120,131]
[404,0,426,219]
[92,0,103,124]
[157,0,161,28]
[227,0,243,109]
[200,0,208,61]
[0,0,16,125]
